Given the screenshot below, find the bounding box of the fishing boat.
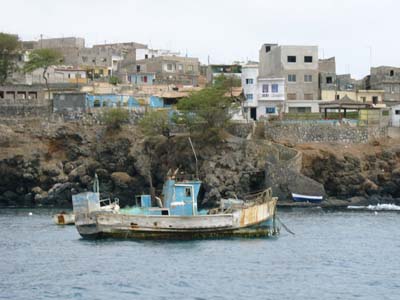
[292,193,323,203]
[72,174,279,240]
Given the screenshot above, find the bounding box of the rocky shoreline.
[0,122,399,209]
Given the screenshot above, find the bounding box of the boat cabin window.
[161,209,169,216]
[185,187,192,197]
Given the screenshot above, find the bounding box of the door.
[250,108,257,121]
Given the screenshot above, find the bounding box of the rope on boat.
[276,215,295,235]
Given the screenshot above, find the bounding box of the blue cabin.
[120,179,202,217]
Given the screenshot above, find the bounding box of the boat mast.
[188,137,199,180]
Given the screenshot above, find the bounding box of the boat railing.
[100,197,120,207]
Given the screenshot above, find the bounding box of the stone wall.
[0,97,51,118]
[265,122,388,144]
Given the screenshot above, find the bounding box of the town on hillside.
[0,33,400,141]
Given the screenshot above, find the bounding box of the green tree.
[23,48,63,101]
[109,75,120,85]
[0,33,20,85]
[213,74,241,89]
[176,85,235,142]
[102,108,130,130]
[139,110,170,137]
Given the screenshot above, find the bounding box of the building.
[241,63,285,120]
[53,92,88,113]
[22,37,147,81]
[259,43,319,101]
[207,64,242,85]
[135,55,200,86]
[367,66,400,101]
[0,85,44,100]
[25,66,87,85]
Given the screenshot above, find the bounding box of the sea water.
[0,208,399,300]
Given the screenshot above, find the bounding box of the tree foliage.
[24,48,63,100]
[176,85,234,141]
[23,48,63,73]
[213,74,241,89]
[102,108,130,129]
[0,33,20,85]
[139,110,170,137]
[109,76,120,85]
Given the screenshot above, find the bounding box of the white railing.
[259,93,285,100]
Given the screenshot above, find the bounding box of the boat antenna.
[188,137,199,179]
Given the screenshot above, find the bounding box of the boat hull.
[53,213,75,225]
[292,193,323,203]
[75,199,279,240]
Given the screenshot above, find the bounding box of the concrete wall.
[53,93,87,113]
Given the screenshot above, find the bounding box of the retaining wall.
[265,122,388,144]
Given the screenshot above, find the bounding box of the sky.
[0,0,399,79]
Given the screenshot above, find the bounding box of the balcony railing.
[259,93,285,100]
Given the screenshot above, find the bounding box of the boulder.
[111,172,132,189]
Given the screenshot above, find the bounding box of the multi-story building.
[241,63,285,120]
[134,55,200,86]
[259,43,319,101]
[367,66,400,101]
[207,64,242,84]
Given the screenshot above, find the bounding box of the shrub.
[102,108,129,129]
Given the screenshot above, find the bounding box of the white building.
[388,103,400,127]
[25,66,87,85]
[241,63,285,120]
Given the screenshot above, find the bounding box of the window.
[271,84,278,93]
[304,93,313,100]
[336,94,340,100]
[136,65,141,72]
[266,107,276,114]
[395,110,400,115]
[68,74,71,79]
[178,64,183,71]
[187,65,193,71]
[287,56,296,63]
[288,74,296,82]
[262,84,269,93]
[287,93,297,100]
[265,46,271,53]
[145,54,148,59]
[326,77,333,84]
[246,94,253,100]
[372,96,378,104]
[304,75,312,82]
[246,78,254,84]
[82,56,88,62]
[390,70,394,77]
[185,187,192,197]
[167,64,173,71]
[304,56,313,63]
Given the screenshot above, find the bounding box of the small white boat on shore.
[292,193,323,203]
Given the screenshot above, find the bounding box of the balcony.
[259,93,285,100]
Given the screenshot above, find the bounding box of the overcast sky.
[0,0,398,78]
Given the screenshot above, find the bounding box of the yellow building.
[321,89,384,104]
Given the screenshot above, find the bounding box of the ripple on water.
[1,209,400,300]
